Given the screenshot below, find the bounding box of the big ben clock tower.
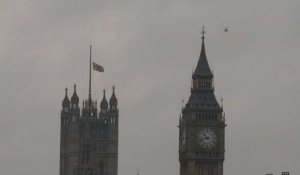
[179,28,226,175]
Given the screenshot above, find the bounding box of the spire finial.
[109,85,118,107]
[100,88,108,110]
[201,25,206,40]
[192,25,213,78]
[62,87,71,107]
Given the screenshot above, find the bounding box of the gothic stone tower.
[179,31,226,175]
[60,85,119,175]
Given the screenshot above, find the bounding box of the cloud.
[1,0,300,175]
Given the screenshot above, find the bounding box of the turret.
[62,88,70,112]
[71,84,79,110]
[100,89,108,114]
[192,29,214,92]
[185,28,221,112]
[109,86,118,111]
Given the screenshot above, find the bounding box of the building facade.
[179,31,226,175]
[60,85,118,175]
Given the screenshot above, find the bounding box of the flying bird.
[224,27,228,32]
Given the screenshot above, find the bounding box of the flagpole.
[88,45,92,112]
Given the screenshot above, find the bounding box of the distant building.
[60,47,119,175]
[267,172,290,175]
[60,85,118,175]
[179,29,226,175]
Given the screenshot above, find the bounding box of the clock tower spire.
[179,29,226,175]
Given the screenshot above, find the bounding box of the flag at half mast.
[87,45,104,110]
[93,62,104,72]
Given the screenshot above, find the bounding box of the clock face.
[181,129,186,146]
[197,128,217,148]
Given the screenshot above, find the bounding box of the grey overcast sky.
[0,0,300,175]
